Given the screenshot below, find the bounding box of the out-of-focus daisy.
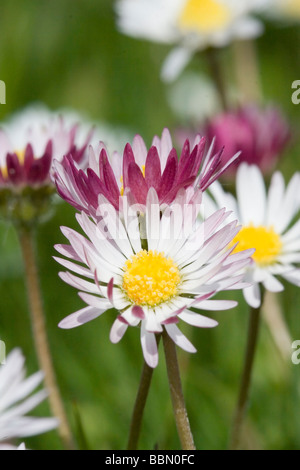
[0,105,93,225]
[54,187,253,368]
[0,105,93,189]
[205,105,290,177]
[0,348,58,446]
[116,0,268,81]
[263,0,300,22]
[203,163,300,308]
[54,128,239,217]
[0,442,26,451]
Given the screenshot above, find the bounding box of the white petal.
[110,318,128,343]
[237,164,266,225]
[266,171,285,227]
[161,47,193,83]
[263,274,284,293]
[243,283,261,308]
[140,324,158,368]
[58,306,105,329]
[146,188,160,251]
[179,311,218,328]
[78,292,111,309]
[193,299,238,311]
[281,269,300,286]
[164,324,196,353]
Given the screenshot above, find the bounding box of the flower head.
[54,187,253,368]
[54,128,239,217]
[205,105,290,177]
[0,105,93,226]
[0,106,92,189]
[116,0,268,81]
[203,163,300,307]
[263,0,300,22]
[0,348,58,445]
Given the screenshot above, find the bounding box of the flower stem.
[229,301,263,450]
[127,357,156,450]
[162,330,195,450]
[18,227,75,450]
[205,47,229,111]
[232,39,262,105]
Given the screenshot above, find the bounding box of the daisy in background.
[54,127,240,217]
[263,0,300,22]
[203,163,300,308]
[115,0,268,82]
[54,187,254,368]
[0,104,94,226]
[204,104,291,177]
[0,105,93,190]
[0,348,58,450]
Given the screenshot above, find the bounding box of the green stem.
[162,330,195,450]
[127,356,156,450]
[205,47,229,111]
[18,227,75,450]
[232,39,262,105]
[229,299,263,450]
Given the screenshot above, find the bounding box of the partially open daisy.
[0,105,93,189]
[205,105,290,177]
[54,128,239,218]
[0,105,93,225]
[116,0,268,81]
[0,348,58,445]
[54,188,253,368]
[203,163,300,308]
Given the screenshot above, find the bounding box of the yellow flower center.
[178,0,231,34]
[232,225,283,266]
[122,250,181,307]
[1,149,25,179]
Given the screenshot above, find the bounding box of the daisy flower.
[0,348,58,445]
[116,0,268,81]
[203,163,300,308]
[54,187,253,368]
[54,128,239,217]
[205,105,290,177]
[263,0,300,22]
[0,105,94,226]
[0,105,93,190]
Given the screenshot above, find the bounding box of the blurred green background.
[1,0,300,450]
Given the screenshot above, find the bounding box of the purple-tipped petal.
[132,305,145,319]
[127,161,148,205]
[145,146,161,190]
[58,306,104,329]
[157,148,178,200]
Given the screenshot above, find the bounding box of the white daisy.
[0,348,58,444]
[203,163,300,308]
[54,187,253,368]
[116,0,268,81]
[0,442,26,451]
[263,0,300,22]
[0,104,93,189]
